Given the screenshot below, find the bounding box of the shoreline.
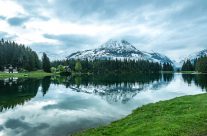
[74,93,207,136]
[0,71,53,78]
[0,71,206,78]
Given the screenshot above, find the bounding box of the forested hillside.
[181,56,207,73]
[0,39,41,71]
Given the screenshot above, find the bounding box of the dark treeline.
[52,59,174,74]
[162,62,174,71]
[181,59,196,71]
[181,56,207,73]
[52,59,68,67]
[0,39,41,71]
[196,56,207,73]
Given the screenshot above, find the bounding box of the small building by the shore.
[4,65,18,73]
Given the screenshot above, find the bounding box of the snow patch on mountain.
[187,49,207,61]
[67,39,173,64]
[67,80,168,103]
[100,39,137,51]
[181,49,207,64]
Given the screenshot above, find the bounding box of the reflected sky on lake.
[0,74,206,136]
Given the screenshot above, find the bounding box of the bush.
[51,67,56,73]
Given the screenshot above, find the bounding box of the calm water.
[0,74,206,136]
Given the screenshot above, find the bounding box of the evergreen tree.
[42,53,51,72]
[196,56,207,73]
[162,63,174,71]
[57,65,65,72]
[0,39,40,71]
[181,60,194,71]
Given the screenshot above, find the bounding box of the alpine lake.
[0,73,206,136]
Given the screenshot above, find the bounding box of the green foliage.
[51,58,174,74]
[0,71,52,78]
[52,59,163,74]
[42,53,51,72]
[181,59,194,71]
[76,93,207,136]
[57,65,65,72]
[50,67,56,73]
[75,60,82,72]
[0,39,41,71]
[196,56,207,73]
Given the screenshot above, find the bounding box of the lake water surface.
[0,74,206,136]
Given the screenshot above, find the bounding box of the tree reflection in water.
[1,73,206,112]
[51,74,174,103]
[182,74,207,91]
[0,77,52,112]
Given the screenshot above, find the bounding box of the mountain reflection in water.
[0,73,206,136]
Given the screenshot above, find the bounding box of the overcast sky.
[0,0,207,61]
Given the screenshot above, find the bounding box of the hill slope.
[75,93,207,136]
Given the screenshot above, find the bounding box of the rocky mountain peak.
[100,39,137,51]
[67,39,174,65]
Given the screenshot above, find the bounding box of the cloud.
[0,125,3,131]
[43,96,103,110]
[3,118,50,136]
[0,32,17,40]
[0,1,26,17]
[4,119,30,129]
[7,16,30,26]
[0,16,5,20]
[43,34,96,46]
[30,33,98,60]
[0,32,8,38]
[0,0,206,61]
[30,42,66,60]
[47,0,179,23]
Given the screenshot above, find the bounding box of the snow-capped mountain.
[186,49,207,61]
[67,39,173,64]
[181,49,207,64]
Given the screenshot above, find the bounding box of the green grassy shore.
[75,93,207,136]
[0,71,52,78]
